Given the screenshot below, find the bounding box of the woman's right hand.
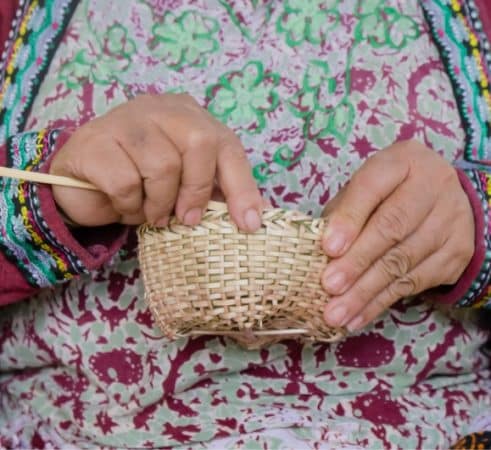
[50,93,264,230]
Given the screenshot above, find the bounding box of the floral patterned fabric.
[1,0,491,448]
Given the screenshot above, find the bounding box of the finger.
[322,151,409,257]
[344,242,464,332]
[120,211,147,226]
[78,135,144,218]
[120,122,182,226]
[322,179,435,295]
[323,211,444,328]
[173,124,218,226]
[216,131,264,232]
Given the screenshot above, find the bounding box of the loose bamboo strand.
[0,166,227,212]
[0,166,99,191]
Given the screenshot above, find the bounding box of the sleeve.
[0,128,128,307]
[421,0,491,310]
[429,164,491,308]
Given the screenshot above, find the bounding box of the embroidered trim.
[0,130,87,287]
[0,1,86,288]
[457,169,491,307]
[0,0,79,143]
[420,0,491,164]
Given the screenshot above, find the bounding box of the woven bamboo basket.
[138,201,345,348]
[0,167,345,349]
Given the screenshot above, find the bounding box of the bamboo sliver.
[0,166,228,212]
[0,167,99,191]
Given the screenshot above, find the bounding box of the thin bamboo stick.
[0,167,99,191]
[0,166,227,211]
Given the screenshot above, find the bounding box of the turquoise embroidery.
[0,1,86,287]
[457,169,491,308]
[421,0,491,163]
[0,0,78,142]
[422,0,491,308]
[0,130,87,287]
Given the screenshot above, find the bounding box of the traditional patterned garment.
[1,0,491,448]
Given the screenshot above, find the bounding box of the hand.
[321,140,475,332]
[50,93,263,230]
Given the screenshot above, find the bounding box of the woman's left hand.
[321,140,475,332]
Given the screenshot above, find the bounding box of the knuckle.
[337,208,366,228]
[379,246,412,280]
[185,128,218,153]
[147,153,181,179]
[349,251,372,274]
[349,285,370,307]
[387,274,419,299]
[108,172,141,199]
[128,128,148,148]
[145,197,174,216]
[180,180,212,200]
[372,294,392,313]
[374,206,409,244]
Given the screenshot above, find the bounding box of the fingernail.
[244,208,261,232]
[323,227,346,255]
[325,305,348,327]
[155,217,169,227]
[183,208,202,226]
[347,316,364,332]
[323,271,347,294]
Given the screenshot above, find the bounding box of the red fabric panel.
[476,0,491,43]
[0,0,19,54]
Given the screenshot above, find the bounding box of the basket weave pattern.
[138,205,344,348]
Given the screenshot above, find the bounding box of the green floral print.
[59,24,136,88]
[355,0,420,48]
[152,11,220,70]
[277,0,340,47]
[207,61,280,134]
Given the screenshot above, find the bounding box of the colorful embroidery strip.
[0,130,87,287]
[421,0,491,163]
[0,0,78,143]
[0,0,86,287]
